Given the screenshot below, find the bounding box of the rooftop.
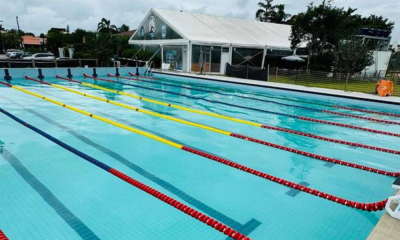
[113,30,136,37]
[131,8,294,49]
[22,36,46,46]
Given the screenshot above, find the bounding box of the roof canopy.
[129,8,293,50]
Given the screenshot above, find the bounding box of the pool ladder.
[144,61,155,77]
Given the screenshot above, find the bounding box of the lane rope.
[0,108,251,240]
[113,73,400,125]
[0,229,9,240]
[141,72,400,118]
[0,80,390,211]
[25,76,399,177]
[83,74,400,138]
[55,75,400,155]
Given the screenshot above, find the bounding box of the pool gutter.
[153,70,400,106]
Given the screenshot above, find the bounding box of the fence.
[225,63,269,81]
[0,58,150,69]
[0,59,98,68]
[269,67,400,97]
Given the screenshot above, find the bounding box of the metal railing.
[269,67,400,97]
[0,58,98,68]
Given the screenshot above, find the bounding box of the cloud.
[237,0,249,8]
[0,0,398,41]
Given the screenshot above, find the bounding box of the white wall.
[364,51,392,76]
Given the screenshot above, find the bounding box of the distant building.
[22,36,46,49]
[50,28,67,33]
[113,30,136,37]
[357,28,393,76]
[390,41,399,52]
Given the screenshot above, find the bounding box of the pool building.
[129,8,295,74]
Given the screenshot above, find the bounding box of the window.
[131,12,183,41]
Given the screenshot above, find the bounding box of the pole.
[0,21,5,53]
[16,16,24,50]
[345,72,350,91]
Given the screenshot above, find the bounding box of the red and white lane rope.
[114,73,400,125]
[127,72,400,118]
[55,75,400,155]
[0,229,9,240]
[0,107,251,240]
[83,74,400,138]
[30,76,398,177]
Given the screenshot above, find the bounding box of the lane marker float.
[113,73,400,125]
[83,74,400,138]
[55,75,400,154]
[0,108,250,240]
[138,72,400,118]
[0,80,390,211]
[0,229,9,240]
[26,76,400,176]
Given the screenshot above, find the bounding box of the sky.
[0,0,399,43]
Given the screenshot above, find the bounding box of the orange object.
[376,79,394,97]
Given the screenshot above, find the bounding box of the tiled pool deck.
[154,70,400,240]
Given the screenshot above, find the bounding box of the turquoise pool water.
[0,73,399,240]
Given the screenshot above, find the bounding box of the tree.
[333,36,374,74]
[118,24,130,33]
[97,18,118,34]
[2,30,21,49]
[290,1,393,71]
[46,29,65,56]
[255,0,291,23]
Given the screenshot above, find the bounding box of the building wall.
[364,51,392,76]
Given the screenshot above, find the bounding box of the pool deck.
[153,70,400,106]
[367,190,400,240]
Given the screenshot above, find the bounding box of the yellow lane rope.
[80,82,264,128]
[40,82,232,136]
[10,85,184,149]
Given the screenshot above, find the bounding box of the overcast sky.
[1,0,399,43]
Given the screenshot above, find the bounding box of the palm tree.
[118,24,130,33]
[256,0,291,23]
[97,18,118,34]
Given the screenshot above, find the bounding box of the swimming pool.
[0,70,399,240]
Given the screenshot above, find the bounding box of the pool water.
[0,73,399,240]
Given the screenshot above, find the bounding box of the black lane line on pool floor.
[0,148,100,240]
[0,97,261,236]
[286,182,310,197]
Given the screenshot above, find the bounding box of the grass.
[270,75,400,97]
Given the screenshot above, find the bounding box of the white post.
[187,41,191,73]
[161,44,164,66]
[228,44,233,65]
[261,46,267,69]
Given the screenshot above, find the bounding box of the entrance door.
[220,47,230,74]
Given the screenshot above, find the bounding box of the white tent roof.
[130,8,293,49]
